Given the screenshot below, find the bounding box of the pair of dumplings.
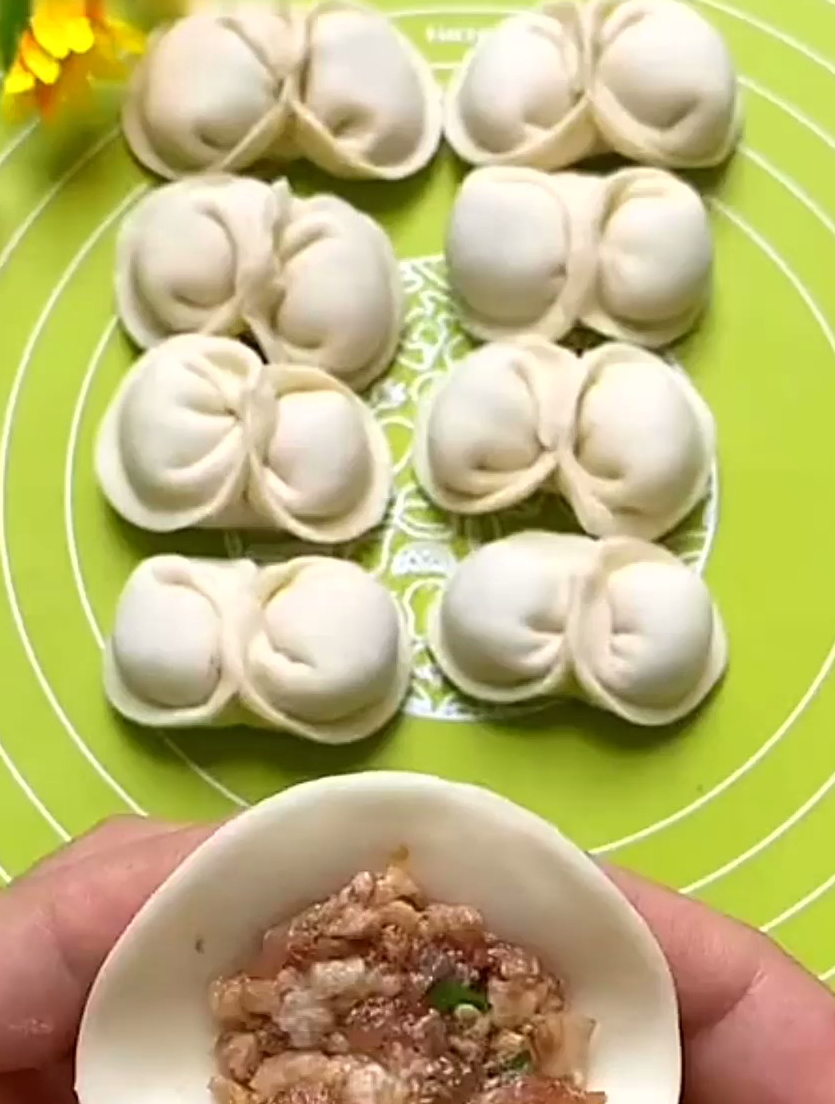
[446,0,741,171]
[430,531,727,726]
[414,338,715,541]
[447,165,713,348]
[116,175,403,391]
[124,1,442,181]
[106,555,412,743]
[96,335,391,544]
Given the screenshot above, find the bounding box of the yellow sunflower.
[2,0,145,119]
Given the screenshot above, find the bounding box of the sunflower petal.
[19,29,62,84]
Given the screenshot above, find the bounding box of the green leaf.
[502,1051,533,1073]
[0,0,31,70]
[428,979,490,1014]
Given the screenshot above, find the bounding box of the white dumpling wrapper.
[104,556,256,727]
[239,558,412,742]
[568,538,727,725]
[95,335,266,532]
[116,175,285,349]
[444,3,597,169]
[582,168,713,346]
[445,167,598,341]
[291,0,443,179]
[429,532,596,703]
[246,364,392,542]
[557,343,715,539]
[586,0,742,169]
[413,337,584,514]
[122,6,305,179]
[258,191,404,389]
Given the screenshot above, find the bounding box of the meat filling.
[210,866,606,1104]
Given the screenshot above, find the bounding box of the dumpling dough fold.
[116,176,403,389]
[96,335,392,543]
[238,558,412,743]
[444,0,741,171]
[445,165,711,347]
[122,1,442,180]
[415,337,714,540]
[429,532,726,724]
[105,556,411,742]
[122,5,306,179]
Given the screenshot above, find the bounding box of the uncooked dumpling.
[568,538,727,725]
[428,532,596,703]
[587,0,742,169]
[582,168,713,347]
[123,6,304,179]
[239,558,412,742]
[292,0,443,179]
[444,4,596,169]
[115,175,285,349]
[557,343,715,539]
[445,166,711,346]
[414,337,714,540]
[257,191,404,390]
[105,556,411,742]
[104,556,255,728]
[413,337,583,514]
[96,336,392,543]
[445,167,598,341]
[429,532,727,724]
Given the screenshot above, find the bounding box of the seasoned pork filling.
[210,866,606,1104]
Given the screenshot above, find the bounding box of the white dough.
[258,192,405,390]
[115,175,285,350]
[96,336,392,543]
[445,165,711,347]
[122,1,442,181]
[415,338,714,540]
[239,558,412,742]
[444,4,597,169]
[587,0,742,169]
[123,6,305,179]
[444,0,740,171]
[557,343,715,539]
[428,532,596,703]
[104,556,411,742]
[445,167,599,341]
[583,168,713,347]
[413,337,584,514]
[291,0,443,179]
[568,539,727,725]
[430,532,727,724]
[115,176,404,388]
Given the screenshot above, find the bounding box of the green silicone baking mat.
[0,0,834,983]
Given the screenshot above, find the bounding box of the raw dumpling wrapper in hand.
[413,337,584,515]
[556,342,715,540]
[238,559,412,742]
[116,177,403,389]
[445,166,598,342]
[123,6,305,179]
[443,3,597,169]
[445,165,711,347]
[104,556,256,729]
[105,556,411,742]
[430,532,727,724]
[587,0,742,169]
[414,337,715,540]
[258,191,404,390]
[95,335,392,543]
[444,0,740,171]
[291,0,443,179]
[122,1,442,180]
[116,175,284,350]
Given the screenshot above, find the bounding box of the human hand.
[0,817,833,1104]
